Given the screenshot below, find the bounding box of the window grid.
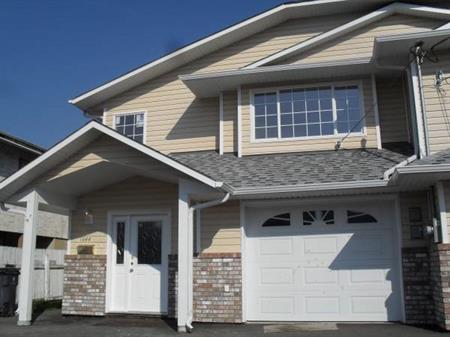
[114,112,145,143]
[253,83,364,141]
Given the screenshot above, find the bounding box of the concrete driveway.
[0,309,444,337]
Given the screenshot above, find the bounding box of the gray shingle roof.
[170,149,408,189]
[410,149,450,166]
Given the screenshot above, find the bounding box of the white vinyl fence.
[0,246,65,300]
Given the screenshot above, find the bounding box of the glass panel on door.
[137,221,162,265]
[116,221,125,264]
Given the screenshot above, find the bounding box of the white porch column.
[177,179,193,332]
[17,190,39,326]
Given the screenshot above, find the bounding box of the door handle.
[130,268,134,273]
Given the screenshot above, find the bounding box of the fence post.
[44,252,50,301]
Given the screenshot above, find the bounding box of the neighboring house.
[0,131,68,250]
[2,0,450,332]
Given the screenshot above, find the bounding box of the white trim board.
[244,2,450,68]
[0,121,224,203]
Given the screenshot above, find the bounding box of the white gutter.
[396,164,450,174]
[383,154,417,180]
[230,179,389,196]
[184,192,230,332]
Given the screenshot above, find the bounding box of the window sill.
[250,132,366,144]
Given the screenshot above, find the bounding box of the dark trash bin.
[0,267,20,316]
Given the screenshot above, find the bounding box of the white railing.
[0,246,65,300]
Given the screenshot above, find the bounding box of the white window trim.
[111,110,148,144]
[249,80,367,143]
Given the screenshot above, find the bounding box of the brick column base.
[168,253,242,323]
[402,247,433,325]
[62,255,106,316]
[430,244,450,330]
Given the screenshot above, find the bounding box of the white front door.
[109,214,169,314]
[245,201,403,322]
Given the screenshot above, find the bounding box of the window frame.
[250,80,366,143]
[112,110,147,144]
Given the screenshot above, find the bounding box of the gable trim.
[0,121,223,202]
[68,1,401,112]
[244,2,450,69]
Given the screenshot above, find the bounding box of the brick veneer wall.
[430,244,450,330]
[62,255,106,316]
[402,247,434,325]
[168,253,242,323]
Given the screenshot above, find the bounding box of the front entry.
[108,213,169,314]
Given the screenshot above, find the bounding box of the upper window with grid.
[253,83,363,140]
[114,112,145,143]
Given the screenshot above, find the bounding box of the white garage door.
[245,201,403,322]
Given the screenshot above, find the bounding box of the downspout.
[185,192,230,332]
[414,47,431,157]
[383,154,417,180]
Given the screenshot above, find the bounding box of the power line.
[337,36,450,150]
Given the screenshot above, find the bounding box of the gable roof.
[69,0,426,113]
[0,121,224,202]
[244,2,450,68]
[0,130,45,155]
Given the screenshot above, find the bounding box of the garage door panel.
[259,237,294,256]
[260,267,295,285]
[303,236,338,254]
[245,202,402,322]
[305,296,340,314]
[304,267,339,285]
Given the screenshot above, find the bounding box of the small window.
[303,210,334,226]
[347,210,377,224]
[115,112,145,143]
[262,213,291,227]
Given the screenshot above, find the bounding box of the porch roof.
[0,121,224,205]
[170,147,409,196]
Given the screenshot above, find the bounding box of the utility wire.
[337,36,450,150]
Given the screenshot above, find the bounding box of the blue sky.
[0,0,284,149]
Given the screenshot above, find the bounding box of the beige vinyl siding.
[100,14,357,154]
[223,91,237,153]
[279,14,444,65]
[200,201,241,254]
[39,135,168,183]
[377,76,410,144]
[241,77,377,155]
[399,191,431,248]
[70,176,178,255]
[422,53,450,153]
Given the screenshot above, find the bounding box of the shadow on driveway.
[0,309,444,337]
